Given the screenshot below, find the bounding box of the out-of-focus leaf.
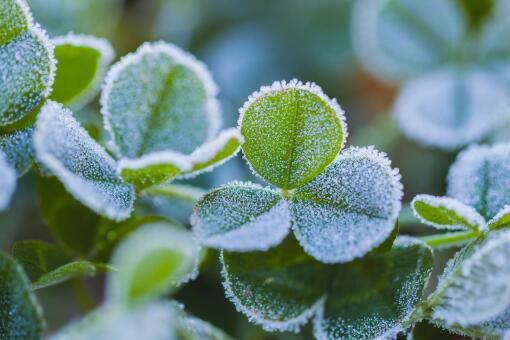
[0,150,16,211]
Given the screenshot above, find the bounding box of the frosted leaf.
[291,146,403,263]
[411,194,486,232]
[34,100,135,221]
[0,252,43,340]
[182,128,243,178]
[239,79,347,190]
[191,182,291,251]
[101,41,221,158]
[221,236,329,332]
[107,222,201,306]
[429,229,510,327]
[51,33,114,111]
[0,151,16,211]
[0,0,55,126]
[0,126,35,175]
[172,306,234,340]
[447,143,510,220]
[478,0,510,59]
[117,151,191,190]
[394,67,510,150]
[49,302,178,340]
[351,0,466,83]
[489,205,510,230]
[314,237,433,340]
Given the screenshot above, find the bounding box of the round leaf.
[0,150,16,211]
[239,79,346,190]
[315,237,433,339]
[191,182,291,251]
[447,143,510,220]
[0,0,55,126]
[0,126,35,175]
[0,252,43,340]
[101,41,221,158]
[291,147,403,263]
[221,236,329,332]
[34,100,135,221]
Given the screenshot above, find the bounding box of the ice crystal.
[0,126,35,175]
[34,100,135,221]
[0,151,16,211]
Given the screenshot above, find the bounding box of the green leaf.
[315,237,433,339]
[371,220,399,254]
[172,304,233,340]
[351,0,466,83]
[488,205,510,230]
[107,221,200,306]
[291,147,402,263]
[0,126,35,175]
[50,33,114,111]
[143,184,206,203]
[0,252,44,340]
[0,150,16,211]
[448,143,510,220]
[191,182,291,251]
[428,229,510,328]
[239,79,346,190]
[411,194,486,232]
[34,101,135,221]
[221,235,329,332]
[101,41,221,158]
[0,0,55,126]
[32,261,97,290]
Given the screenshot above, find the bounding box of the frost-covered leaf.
[50,33,114,111]
[107,222,200,306]
[34,100,135,221]
[221,235,329,332]
[315,237,433,340]
[447,143,510,220]
[118,151,191,190]
[351,0,466,83]
[488,205,510,230]
[0,0,55,126]
[291,147,402,263]
[411,194,486,232]
[0,126,35,175]
[191,182,291,251]
[239,79,346,189]
[101,41,220,158]
[0,150,16,211]
[183,128,243,177]
[172,305,233,340]
[394,67,510,150]
[49,302,178,340]
[429,229,510,327]
[0,252,43,340]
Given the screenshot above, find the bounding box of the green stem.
[143,184,207,203]
[419,230,479,249]
[69,278,95,313]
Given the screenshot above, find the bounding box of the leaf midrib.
[282,90,301,189]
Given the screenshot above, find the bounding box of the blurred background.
[1,0,501,338]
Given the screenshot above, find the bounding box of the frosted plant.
[0,150,16,211]
[352,0,510,150]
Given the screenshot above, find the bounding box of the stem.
[143,184,207,203]
[419,230,479,249]
[69,279,95,313]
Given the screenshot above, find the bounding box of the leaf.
[34,100,135,221]
[172,305,233,340]
[107,221,201,306]
[32,261,97,290]
[101,41,221,158]
[291,147,402,263]
[0,126,35,175]
[428,229,510,327]
[488,205,510,230]
[50,33,114,111]
[351,0,466,83]
[117,151,191,190]
[394,67,510,150]
[221,235,329,332]
[0,252,43,340]
[182,128,243,178]
[371,220,399,254]
[0,150,16,211]
[239,79,346,190]
[315,237,433,339]
[191,182,291,251]
[0,0,55,126]
[447,143,510,220]
[411,194,486,232]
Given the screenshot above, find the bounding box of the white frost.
[0,151,16,211]
[117,151,192,173]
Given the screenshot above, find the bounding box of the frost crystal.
[101,41,221,158]
[239,79,347,189]
[291,146,403,263]
[191,182,291,251]
[447,143,510,220]
[394,68,510,150]
[0,151,16,211]
[0,126,34,175]
[34,100,135,221]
